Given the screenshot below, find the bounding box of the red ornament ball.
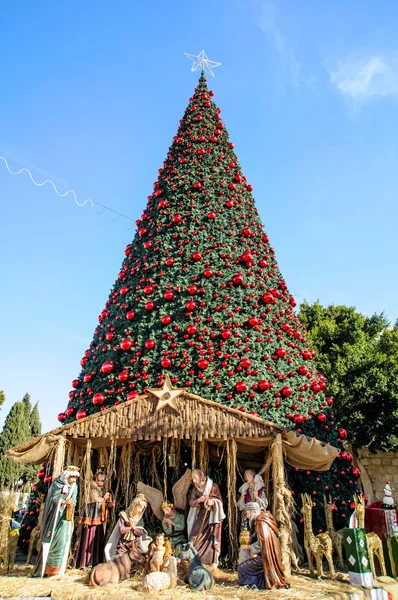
[65,406,74,417]
[281,386,292,397]
[161,357,172,368]
[145,301,155,311]
[127,391,140,401]
[57,412,66,422]
[120,339,132,351]
[101,361,114,373]
[118,370,129,382]
[93,393,105,406]
[338,427,347,439]
[71,379,80,389]
[76,409,87,420]
[126,310,135,320]
[198,359,209,370]
[263,292,273,304]
[235,381,247,393]
[161,315,172,325]
[221,329,232,339]
[145,339,155,350]
[317,412,327,423]
[232,272,244,286]
[164,291,174,301]
[293,414,304,424]
[258,380,268,391]
[351,467,361,478]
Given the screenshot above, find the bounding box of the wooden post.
[52,436,66,480]
[226,439,239,565]
[271,433,292,578]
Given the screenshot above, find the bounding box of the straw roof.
[50,391,284,445]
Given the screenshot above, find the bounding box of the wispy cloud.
[329,56,398,103]
[256,0,301,88]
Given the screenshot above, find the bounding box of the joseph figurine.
[187,469,225,568]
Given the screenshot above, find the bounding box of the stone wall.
[356,447,398,502]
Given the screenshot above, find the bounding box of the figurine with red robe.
[238,503,289,590]
[75,467,113,568]
[187,469,225,567]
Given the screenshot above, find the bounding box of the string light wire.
[0,155,136,229]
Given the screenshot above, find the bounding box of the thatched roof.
[51,391,284,444]
[7,391,340,472]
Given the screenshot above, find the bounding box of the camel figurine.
[301,493,335,578]
[323,495,344,570]
[353,494,386,578]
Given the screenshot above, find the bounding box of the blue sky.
[1,0,397,433]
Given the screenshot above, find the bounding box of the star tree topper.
[148,375,187,413]
[184,50,221,77]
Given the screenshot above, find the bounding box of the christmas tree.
[60,72,358,531]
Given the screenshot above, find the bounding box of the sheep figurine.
[137,555,178,593]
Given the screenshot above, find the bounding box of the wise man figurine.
[33,466,79,577]
[75,466,113,568]
[187,469,225,568]
[238,502,289,590]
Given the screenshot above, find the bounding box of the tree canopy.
[0,393,42,489]
[298,301,398,452]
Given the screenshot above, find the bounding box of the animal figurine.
[323,495,344,570]
[301,494,335,578]
[138,555,178,593]
[353,494,386,577]
[178,542,215,591]
[148,533,172,572]
[88,539,145,586]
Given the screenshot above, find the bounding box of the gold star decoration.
[148,375,187,413]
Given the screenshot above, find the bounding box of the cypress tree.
[0,401,30,489]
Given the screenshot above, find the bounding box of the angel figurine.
[237,470,268,513]
[137,469,191,551]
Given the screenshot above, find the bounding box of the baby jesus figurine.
[148,533,172,572]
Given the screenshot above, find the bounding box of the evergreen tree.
[23,402,43,484]
[29,402,42,438]
[0,390,5,412]
[299,302,398,452]
[22,392,32,420]
[60,73,357,530]
[0,400,30,489]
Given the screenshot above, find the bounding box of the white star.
[184,50,221,77]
